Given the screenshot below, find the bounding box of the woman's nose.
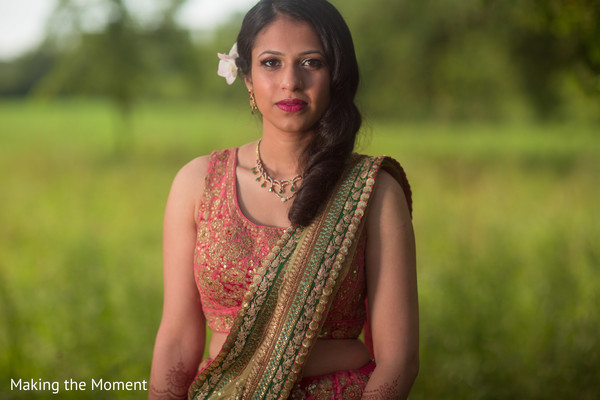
[281,65,303,91]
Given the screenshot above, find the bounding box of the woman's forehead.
[252,16,323,55]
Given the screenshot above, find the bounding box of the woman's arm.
[362,170,419,400]
[149,158,209,400]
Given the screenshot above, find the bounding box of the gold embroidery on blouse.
[190,156,386,399]
[195,149,369,338]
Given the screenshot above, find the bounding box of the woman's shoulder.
[170,147,240,198]
[175,155,210,185]
[167,156,210,211]
[365,162,413,232]
[174,147,236,185]
[358,154,413,218]
[355,154,409,185]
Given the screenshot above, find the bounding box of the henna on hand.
[362,375,402,400]
[149,361,196,400]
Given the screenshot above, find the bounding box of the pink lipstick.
[276,99,307,113]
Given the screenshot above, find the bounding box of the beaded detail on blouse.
[194,148,367,339]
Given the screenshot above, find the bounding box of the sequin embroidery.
[194,148,367,338]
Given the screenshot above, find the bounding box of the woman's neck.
[258,130,313,179]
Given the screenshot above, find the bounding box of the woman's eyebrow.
[258,50,323,57]
[258,50,284,57]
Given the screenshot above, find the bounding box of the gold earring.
[249,90,258,114]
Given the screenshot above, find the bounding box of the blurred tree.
[334,0,520,120]
[0,50,56,97]
[34,0,197,152]
[36,0,143,152]
[520,0,599,76]
[513,0,600,117]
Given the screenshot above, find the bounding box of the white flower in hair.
[217,43,239,85]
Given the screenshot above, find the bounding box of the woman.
[148,1,418,399]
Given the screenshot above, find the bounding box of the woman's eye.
[261,58,280,68]
[302,58,324,69]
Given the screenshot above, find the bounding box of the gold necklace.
[251,140,303,202]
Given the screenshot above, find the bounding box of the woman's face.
[246,15,330,138]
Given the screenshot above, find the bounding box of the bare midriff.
[209,332,371,377]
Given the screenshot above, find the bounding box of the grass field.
[1,100,599,399]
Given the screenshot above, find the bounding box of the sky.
[0,0,256,61]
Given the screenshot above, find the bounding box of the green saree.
[189,155,412,400]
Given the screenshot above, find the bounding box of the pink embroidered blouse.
[194,148,367,339]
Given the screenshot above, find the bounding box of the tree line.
[0,0,598,122]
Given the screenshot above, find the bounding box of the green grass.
[1,100,599,399]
